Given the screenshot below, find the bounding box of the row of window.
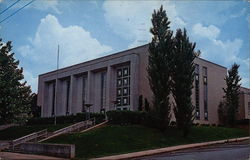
[195,64,208,120]
[116,66,131,107]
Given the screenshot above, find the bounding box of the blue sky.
[0,0,249,92]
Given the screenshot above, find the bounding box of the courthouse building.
[37,44,250,124]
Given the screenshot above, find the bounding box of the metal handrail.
[53,117,95,135]
[10,129,47,150]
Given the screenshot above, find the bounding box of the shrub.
[106,110,144,125]
[26,113,105,125]
[106,110,164,130]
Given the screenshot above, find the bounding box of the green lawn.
[45,125,248,159]
[0,123,72,140]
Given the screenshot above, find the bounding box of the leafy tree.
[30,93,41,117]
[223,63,241,126]
[148,5,174,130]
[0,39,32,124]
[172,29,196,137]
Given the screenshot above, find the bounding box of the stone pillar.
[55,78,59,116]
[69,75,75,114]
[86,70,93,110]
[106,66,113,111]
[130,54,139,111]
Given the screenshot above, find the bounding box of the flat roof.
[40,44,148,76]
[39,43,227,76]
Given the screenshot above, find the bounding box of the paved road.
[134,140,250,160]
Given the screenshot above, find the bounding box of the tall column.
[69,75,75,114]
[55,78,59,116]
[130,54,139,111]
[86,70,93,108]
[106,66,113,111]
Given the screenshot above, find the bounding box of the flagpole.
[54,45,59,125]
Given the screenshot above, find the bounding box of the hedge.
[106,110,162,129]
[26,113,105,125]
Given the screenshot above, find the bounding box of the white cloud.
[19,14,112,91]
[192,23,220,40]
[19,14,112,67]
[190,22,249,87]
[103,1,186,48]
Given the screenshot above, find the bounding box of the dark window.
[117,79,122,87]
[123,68,129,76]
[248,102,250,115]
[116,66,130,107]
[203,67,207,76]
[195,64,200,119]
[123,97,128,105]
[123,77,129,86]
[203,67,208,120]
[123,87,129,96]
[117,69,122,77]
[117,98,122,106]
[117,88,122,96]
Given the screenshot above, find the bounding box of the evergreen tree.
[0,39,32,124]
[138,95,143,111]
[30,93,41,117]
[172,29,196,137]
[223,63,241,126]
[148,5,174,130]
[144,98,150,112]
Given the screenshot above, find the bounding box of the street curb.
[93,136,250,160]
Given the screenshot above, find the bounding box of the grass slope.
[0,123,71,140]
[45,125,248,159]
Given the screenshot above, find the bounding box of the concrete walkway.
[94,136,250,160]
[0,152,68,160]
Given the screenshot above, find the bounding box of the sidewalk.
[94,136,250,160]
[0,152,67,160]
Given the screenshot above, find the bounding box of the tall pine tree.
[223,63,241,126]
[148,5,174,130]
[172,29,196,137]
[0,39,32,124]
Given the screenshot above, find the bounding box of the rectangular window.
[248,102,250,115]
[66,80,70,115]
[203,66,208,120]
[195,64,200,119]
[116,65,130,108]
[202,66,207,76]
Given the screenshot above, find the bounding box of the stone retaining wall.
[19,142,75,158]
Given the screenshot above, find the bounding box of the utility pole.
[54,45,59,125]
